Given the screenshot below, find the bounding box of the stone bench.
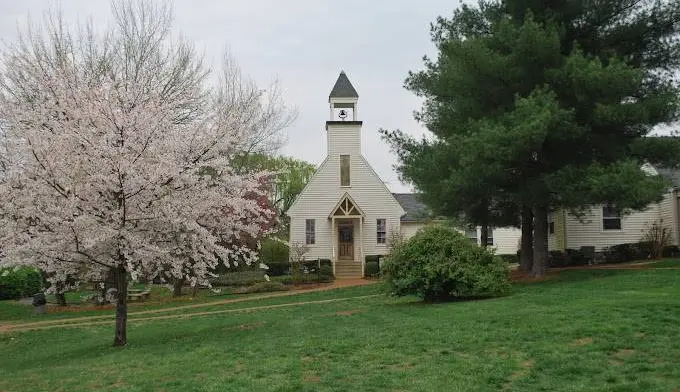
[127,290,151,302]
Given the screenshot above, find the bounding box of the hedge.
[0,266,44,300]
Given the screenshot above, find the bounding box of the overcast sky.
[0,0,464,192]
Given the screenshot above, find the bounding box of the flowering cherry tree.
[0,1,289,346]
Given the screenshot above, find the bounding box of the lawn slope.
[1,269,679,392]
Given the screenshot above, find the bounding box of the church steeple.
[328,71,359,121]
[326,71,362,156]
[329,71,359,100]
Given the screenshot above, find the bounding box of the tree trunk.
[191,284,199,298]
[113,267,128,347]
[173,278,184,297]
[520,205,534,271]
[55,292,67,307]
[480,224,489,248]
[532,204,549,276]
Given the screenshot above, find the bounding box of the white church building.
[287,71,520,278]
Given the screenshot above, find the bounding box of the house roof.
[329,71,359,99]
[392,193,430,222]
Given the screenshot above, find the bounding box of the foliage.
[259,238,289,267]
[381,225,510,300]
[0,1,288,345]
[0,266,43,300]
[381,0,680,276]
[641,220,672,259]
[498,254,519,264]
[662,245,680,258]
[318,265,334,281]
[210,270,270,287]
[265,261,291,277]
[233,281,289,294]
[364,255,380,264]
[364,261,380,277]
[232,153,316,237]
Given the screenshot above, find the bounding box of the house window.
[548,222,555,235]
[602,205,622,230]
[377,219,386,244]
[486,227,494,246]
[340,155,350,186]
[305,219,315,244]
[465,227,477,244]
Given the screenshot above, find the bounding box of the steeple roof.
[329,71,359,99]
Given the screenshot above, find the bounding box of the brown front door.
[338,223,354,259]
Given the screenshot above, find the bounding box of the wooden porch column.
[359,216,364,278]
[331,216,336,277]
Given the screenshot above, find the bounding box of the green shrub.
[319,259,332,268]
[381,225,510,301]
[319,265,334,282]
[210,270,269,287]
[271,275,294,285]
[365,255,380,264]
[364,261,380,277]
[498,254,519,264]
[234,281,290,294]
[266,261,290,276]
[663,245,680,258]
[0,266,44,300]
[260,239,290,275]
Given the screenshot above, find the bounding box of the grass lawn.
[1,269,680,391]
[644,259,680,268]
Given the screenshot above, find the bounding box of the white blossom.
[0,1,287,344]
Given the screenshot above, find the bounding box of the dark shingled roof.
[392,193,431,222]
[656,166,680,188]
[329,71,359,99]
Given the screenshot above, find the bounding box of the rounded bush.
[364,261,380,277]
[0,266,44,300]
[319,265,334,281]
[381,225,510,301]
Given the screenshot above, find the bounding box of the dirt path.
[0,278,377,332]
[0,294,381,333]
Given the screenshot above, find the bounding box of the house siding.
[400,221,426,240]
[659,190,679,245]
[490,227,521,255]
[555,193,676,251]
[288,152,405,262]
[462,226,520,255]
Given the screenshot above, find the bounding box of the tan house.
[287,71,521,278]
[548,164,680,252]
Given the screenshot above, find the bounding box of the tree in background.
[383,0,680,275]
[0,1,290,345]
[233,153,317,238]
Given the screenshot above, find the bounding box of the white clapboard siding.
[400,222,425,240]
[491,227,521,255]
[562,198,670,251]
[287,127,405,261]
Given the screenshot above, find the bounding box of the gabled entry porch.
[329,193,364,278]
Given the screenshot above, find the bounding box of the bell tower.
[326,71,362,156]
[328,70,359,121]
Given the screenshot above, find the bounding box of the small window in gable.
[602,205,622,230]
[340,155,350,186]
[377,219,386,244]
[305,219,315,245]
